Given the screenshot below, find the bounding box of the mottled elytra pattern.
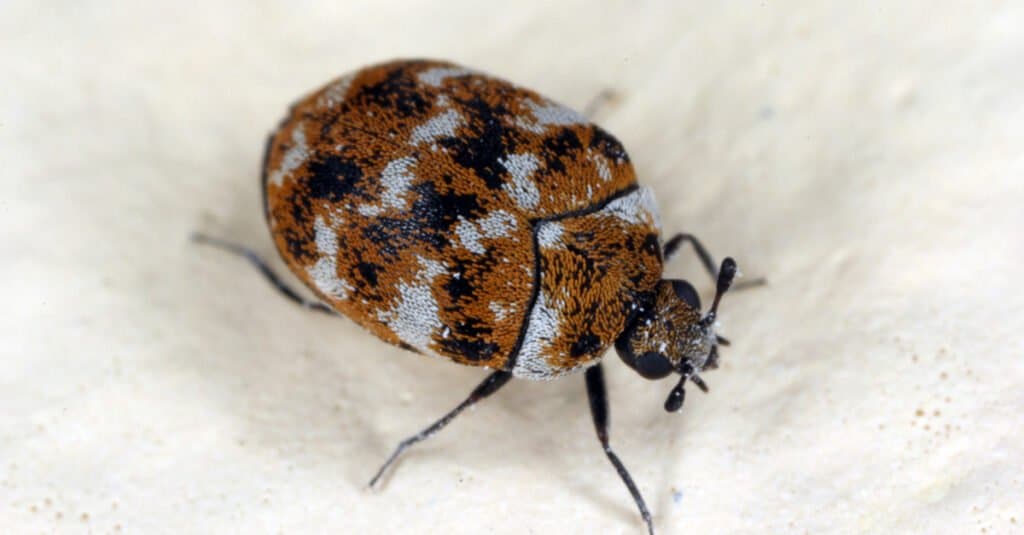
[263,59,662,378]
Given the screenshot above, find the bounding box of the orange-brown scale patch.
[534,198,663,373]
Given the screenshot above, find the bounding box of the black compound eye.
[635,351,674,379]
[671,280,701,310]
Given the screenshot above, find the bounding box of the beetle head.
[614,258,738,412]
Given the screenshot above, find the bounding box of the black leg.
[582,89,617,119]
[585,364,654,535]
[369,371,513,488]
[191,232,336,315]
[662,233,766,290]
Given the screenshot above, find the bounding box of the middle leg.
[368,370,513,488]
[585,364,654,535]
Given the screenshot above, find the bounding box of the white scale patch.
[358,157,418,216]
[499,153,541,209]
[588,149,613,181]
[476,210,517,238]
[417,67,474,87]
[489,301,515,322]
[515,98,587,134]
[357,204,383,217]
[377,256,447,354]
[536,221,564,248]
[307,216,354,300]
[317,74,354,109]
[512,291,563,379]
[410,108,464,146]
[454,210,519,255]
[455,217,487,255]
[601,187,661,230]
[268,122,310,186]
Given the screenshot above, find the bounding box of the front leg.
[663,232,766,290]
[585,364,654,535]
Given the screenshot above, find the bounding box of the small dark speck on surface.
[672,488,684,504]
[758,106,775,119]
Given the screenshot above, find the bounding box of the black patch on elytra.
[356,261,382,288]
[361,179,482,257]
[306,155,367,202]
[589,125,630,163]
[409,181,483,233]
[442,252,504,305]
[273,196,316,262]
[287,189,313,227]
[282,227,313,262]
[440,96,516,190]
[440,337,499,361]
[355,65,430,116]
[444,271,474,302]
[571,332,602,358]
[565,243,598,278]
[440,317,499,361]
[541,129,583,174]
[642,233,661,258]
[362,217,447,259]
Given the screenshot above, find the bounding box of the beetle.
[194,59,757,534]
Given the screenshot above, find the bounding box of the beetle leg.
[585,364,655,535]
[582,89,618,119]
[191,233,337,315]
[368,370,513,488]
[662,233,765,290]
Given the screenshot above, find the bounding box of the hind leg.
[191,233,336,315]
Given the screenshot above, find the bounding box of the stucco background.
[3,2,1022,534]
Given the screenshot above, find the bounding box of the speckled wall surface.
[3,2,1022,534]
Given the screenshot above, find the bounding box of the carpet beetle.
[195,59,756,534]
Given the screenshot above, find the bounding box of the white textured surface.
[3,2,1023,534]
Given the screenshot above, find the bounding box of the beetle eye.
[635,351,673,379]
[671,280,701,310]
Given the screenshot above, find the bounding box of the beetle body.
[263,59,662,379]
[223,59,751,534]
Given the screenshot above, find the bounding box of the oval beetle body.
[242,59,749,534]
[263,59,662,379]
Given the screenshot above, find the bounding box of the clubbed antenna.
[663,368,710,412]
[700,257,737,328]
[664,376,686,412]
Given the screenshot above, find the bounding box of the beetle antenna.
[665,369,711,412]
[700,257,737,328]
[664,376,687,412]
[690,374,709,393]
[704,345,720,370]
